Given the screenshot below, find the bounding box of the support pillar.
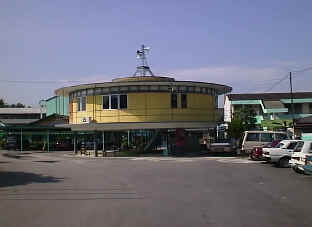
[20,128,23,152]
[74,133,77,154]
[47,130,50,152]
[93,131,98,157]
[102,131,105,157]
[127,130,130,148]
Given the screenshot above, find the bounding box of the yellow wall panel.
[95,96,102,110]
[70,92,216,124]
[147,93,170,109]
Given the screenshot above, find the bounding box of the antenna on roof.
[133,44,154,77]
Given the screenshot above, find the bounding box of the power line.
[0,80,84,84]
[263,74,289,92]
[292,66,312,74]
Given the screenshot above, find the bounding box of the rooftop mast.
[133,45,154,77]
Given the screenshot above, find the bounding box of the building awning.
[0,119,39,125]
[56,121,216,131]
[231,100,261,105]
[281,98,312,104]
[262,100,288,113]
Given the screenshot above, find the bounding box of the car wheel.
[277,157,290,168]
[250,153,256,161]
[292,165,304,174]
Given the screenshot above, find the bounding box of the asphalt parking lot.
[1,151,312,227]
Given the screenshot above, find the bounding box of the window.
[294,103,302,114]
[120,95,127,109]
[275,142,285,148]
[181,94,187,108]
[171,93,177,108]
[77,97,86,111]
[309,103,312,114]
[111,95,119,109]
[275,133,287,141]
[246,133,260,142]
[294,141,304,152]
[102,94,128,110]
[260,133,273,142]
[103,96,110,109]
[287,142,298,150]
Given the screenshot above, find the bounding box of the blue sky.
[1,0,312,106]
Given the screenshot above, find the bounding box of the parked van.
[241,131,288,153]
[290,141,312,173]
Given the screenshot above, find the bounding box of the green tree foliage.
[0,98,7,107]
[227,106,257,140]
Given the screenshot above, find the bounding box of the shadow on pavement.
[0,171,63,188]
[33,160,60,163]
[0,161,11,164]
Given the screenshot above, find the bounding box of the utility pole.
[290,72,295,139]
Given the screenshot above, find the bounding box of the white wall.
[302,103,310,114]
[224,95,232,122]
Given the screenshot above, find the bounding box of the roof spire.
[133,45,154,77]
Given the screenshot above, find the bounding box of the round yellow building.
[55,76,231,131]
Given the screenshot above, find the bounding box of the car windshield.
[274,142,285,148]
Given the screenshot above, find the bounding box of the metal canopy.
[56,121,216,131]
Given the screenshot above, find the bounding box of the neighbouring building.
[0,108,45,127]
[224,92,312,129]
[40,95,69,117]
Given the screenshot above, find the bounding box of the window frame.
[246,133,260,142]
[119,94,128,109]
[181,93,187,108]
[171,92,178,109]
[102,94,128,110]
[260,133,273,142]
[102,95,110,110]
[110,94,119,110]
[77,96,86,112]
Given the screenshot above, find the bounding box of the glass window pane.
[111,95,119,109]
[81,96,86,111]
[171,93,177,108]
[294,141,304,152]
[287,142,297,150]
[103,96,109,109]
[276,133,287,140]
[260,133,273,142]
[120,95,127,109]
[77,97,81,111]
[181,94,187,108]
[246,133,259,141]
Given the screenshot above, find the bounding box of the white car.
[290,141,312,173]
[262,140,301,167]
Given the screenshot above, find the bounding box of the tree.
[0,99,8,108]
[15,102,25,108]
[227,106,257,141]
[0,98,26,108]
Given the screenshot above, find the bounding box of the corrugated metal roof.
[0,108,43,114]
[57,121,216,131]
[228,92,312,101]
[55,80,232,96]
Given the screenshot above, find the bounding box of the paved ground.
[0,151,312,227]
